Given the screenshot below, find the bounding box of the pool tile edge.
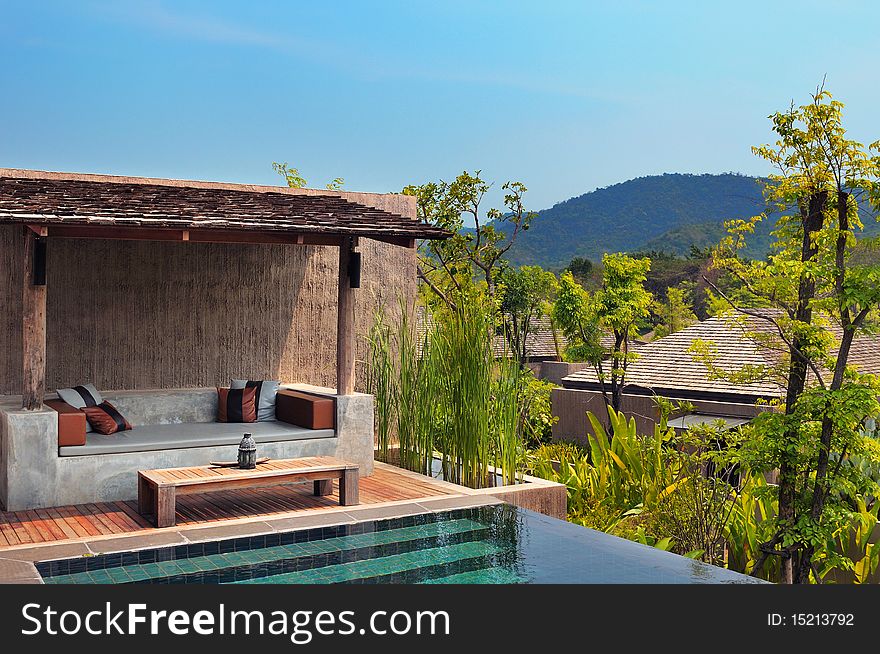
[0,494,503,579]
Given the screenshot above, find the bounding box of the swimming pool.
[35,505,761,584]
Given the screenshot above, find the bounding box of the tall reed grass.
[492,350,524,487]
[366,297,525,488]
[365,308,396,462]
[395,305,437,475]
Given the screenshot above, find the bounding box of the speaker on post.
[33,236,47,286]
[349,250,361,288]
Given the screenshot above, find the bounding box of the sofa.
[48,387,336,456]
[0,384,374,511]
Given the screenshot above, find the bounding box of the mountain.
[503,173,774,268]
[640,219,771,258]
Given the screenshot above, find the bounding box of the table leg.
[156,486,177,528]
[314,479,333,496]
[339,469,359,506]
[137,475,154,517]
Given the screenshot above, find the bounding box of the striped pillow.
[82,401,132,435]
[56,384,104,433]
[230,379,280,422]
[217,387,258,423]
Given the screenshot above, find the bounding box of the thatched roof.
[0,169,450,242]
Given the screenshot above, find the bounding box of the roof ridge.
[0,167,407,202]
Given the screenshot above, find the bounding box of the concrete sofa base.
[0,384,374,511]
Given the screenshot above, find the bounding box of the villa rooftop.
[562,312,880,402]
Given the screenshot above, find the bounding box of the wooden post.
[155,485,177,528]
[137,473,154,517]
[21,228,47,410]
[314,479,333,496]
[336,236,356,395]
[340,468,359,506]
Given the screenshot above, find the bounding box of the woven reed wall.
[1,225,25,391]
[0,191,416,394]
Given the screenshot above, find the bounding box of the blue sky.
[2,1,879,212]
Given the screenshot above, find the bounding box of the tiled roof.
[562,312,880,400]
[0,169,451,241]
[491,317,562,360]
[490,319,645,361]
[845,333,880,375]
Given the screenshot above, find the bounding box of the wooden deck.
[0,464,458,548]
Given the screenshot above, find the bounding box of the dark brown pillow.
[217,387,258,423]
[82,401,132,435]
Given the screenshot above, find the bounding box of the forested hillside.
[503,173,766,267]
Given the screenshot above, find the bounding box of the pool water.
[36,505,762,584]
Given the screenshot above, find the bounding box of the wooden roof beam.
[367,235,416,248]
[34,224,421,248]
[37,224,346,246]
[25,224,48,236]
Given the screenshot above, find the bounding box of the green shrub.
[520,376,558,446]
[645,475,733,565]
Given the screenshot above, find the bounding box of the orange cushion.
[217,387,258,423]
[46,399,87,446]
[82,401,132,435]
[275,389,335,429]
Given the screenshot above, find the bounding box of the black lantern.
[238,433,257,469]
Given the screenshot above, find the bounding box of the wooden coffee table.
[137,456,359,527]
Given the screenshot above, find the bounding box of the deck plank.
[96,502,142,532]
[6,512,34,545]
[60,505,105,538]
[20,511,52,543]
[0,512,16,546]
[34,509,72,541]
[82,504,121,535]
[115,501,154,529]
[45,507,89,539]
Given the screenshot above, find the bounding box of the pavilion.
[0,168,449,510]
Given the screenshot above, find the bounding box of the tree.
[498,265,558,368]
[564,256,594,283]
[653,284,697,338]
[593,253,654,412]
[707,88,880,583]
[552,270,602,362]
[635,249,716,319]
[273,162,308,188]
[273,161,345,190]
[403,171,536,311]
[553,253,653,419]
